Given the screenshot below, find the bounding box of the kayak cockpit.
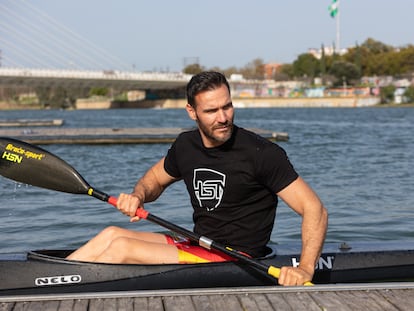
[28,246,277,265]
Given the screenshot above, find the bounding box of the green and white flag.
[329,0,339,18]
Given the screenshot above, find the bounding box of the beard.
[196,118,234,146]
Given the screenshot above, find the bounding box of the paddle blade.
[0,137,90,194]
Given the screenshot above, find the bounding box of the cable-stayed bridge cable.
[0,3,107,70]
[0,0,132,70]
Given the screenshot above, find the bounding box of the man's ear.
[186,104,197,121]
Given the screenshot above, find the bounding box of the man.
[67,71,328,286]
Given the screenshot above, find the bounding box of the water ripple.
[1,107,413,252]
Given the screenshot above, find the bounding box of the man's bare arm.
[117,157,178,221]
[132,157,178,203]
[277,177,328,285]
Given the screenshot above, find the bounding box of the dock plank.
[265,293,296,311]
[335,290,396,310]
[250,294,275,310]
[309,291,354,311]
[0,127,288,144]
[0,119,63,127]
[131,297,164,311]
[237,294,262,310]
[358,290,400,310]
[7,302,26,311]
[58,299,86,311]
[147,297,165,311]
[113,298,134,311]
[1,284,413,311]
[191,295,218,311]
[163,295,196,311]
[72,299,89,311]
[381,289,414,311]
[200,294,242,311]
[281,292,321,311]
[0,302,13,311]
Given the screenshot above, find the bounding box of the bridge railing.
[0,67,192,82]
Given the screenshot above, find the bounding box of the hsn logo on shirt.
[193,168,226,211]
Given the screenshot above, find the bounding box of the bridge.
[0,0,194,91]
[0,0,269,98]
[0,67,192,90]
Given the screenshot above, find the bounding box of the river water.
[0,107,413,253]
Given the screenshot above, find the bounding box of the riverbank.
[0,102,41,110]
[77,96,381,109]
[2,96,413,110]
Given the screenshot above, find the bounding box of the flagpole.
[336,0,340,53]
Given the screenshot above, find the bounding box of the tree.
[239,58,265,80]
[49,86,72,109]
[274,64,294,81]
[329,61,361,86]
[35,86,51,108]
[361,38,393,54]
[320,44,327,84]
[292,53,320,81]
[398,45,414,75]
[404,86,414,103]
[89,87,109,97]
[220,66,239,79]
[380,85,396,104]
[183,63,205,75]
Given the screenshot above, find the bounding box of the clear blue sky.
[1,0,413,72]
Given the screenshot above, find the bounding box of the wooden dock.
[0,119,64,127]
[0,127,289,144]
[0,283,413,310]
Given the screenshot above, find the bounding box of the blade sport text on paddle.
[0,136,112,202]
[0,137,313,286]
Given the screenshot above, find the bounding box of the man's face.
[186,84,234,148]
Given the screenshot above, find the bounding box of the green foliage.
[292,54,320,79]
[404,86,414,103]
[49,87,68,108]
[89,87,109,97]
[398,45,414,74]
[275,64,294,81]
[380,85,396,104]
[35,87,51,108]
[239,58,266,80]
[183,63,205,75]
[329,61,361,86]
[360,38,393,54]
[31,86,75,108]
[198,37,414,83]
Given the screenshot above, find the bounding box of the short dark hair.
[186,71,231,107]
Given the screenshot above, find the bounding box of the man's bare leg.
[93,237,179,264]
[66,226,176,263]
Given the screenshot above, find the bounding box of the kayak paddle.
[0,137,313,286]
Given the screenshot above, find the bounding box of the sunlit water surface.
[1,107,413,252]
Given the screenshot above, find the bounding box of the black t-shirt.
[164,125,298,257]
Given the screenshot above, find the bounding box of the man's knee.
[101,226,123,238]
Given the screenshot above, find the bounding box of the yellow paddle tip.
[268,266,314,286]
[267,266,281,278]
